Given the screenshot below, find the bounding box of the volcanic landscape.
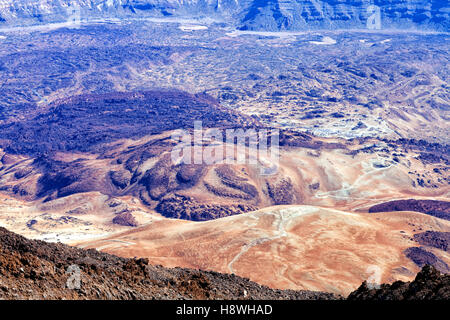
[0,5,449,299]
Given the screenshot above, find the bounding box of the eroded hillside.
[0,226,339,300]
[77,205,450,296]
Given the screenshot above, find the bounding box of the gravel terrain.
[0,227,340,300]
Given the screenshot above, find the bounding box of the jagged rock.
[267,178,296,205]
[348,265,450,300]
[414,231,450,252]
[109,170,131,189]
[369,199,450,221]
[156,195,258,221]
[404,247,449,273]
[112,212,138,227]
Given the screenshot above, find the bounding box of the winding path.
[227,208,309,274]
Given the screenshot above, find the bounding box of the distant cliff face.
[236,0,450,31]
[0,0,448,31]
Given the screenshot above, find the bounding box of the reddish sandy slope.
[77,205,450,296]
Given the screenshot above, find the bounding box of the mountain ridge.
[0,0,448,31]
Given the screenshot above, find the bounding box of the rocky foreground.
[348,265,450,300]
[0,227,338,300]
[0,226,448,300]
